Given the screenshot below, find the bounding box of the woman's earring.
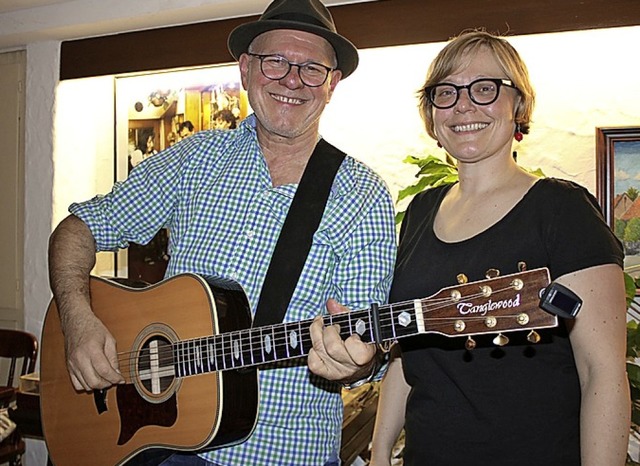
[514,124,523,142]
[437,141,443,148]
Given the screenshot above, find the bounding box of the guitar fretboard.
[173,303,419,377]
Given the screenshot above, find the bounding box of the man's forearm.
[48,214,97,323]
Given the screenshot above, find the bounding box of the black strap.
[252,139,345,327]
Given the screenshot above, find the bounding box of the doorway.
[0,50,25,331]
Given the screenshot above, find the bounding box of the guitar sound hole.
[137,336,175,397]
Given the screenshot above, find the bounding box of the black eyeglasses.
[425,78,518,109]
[247,53,335,87]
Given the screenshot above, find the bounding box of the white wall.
[23,40,59,466]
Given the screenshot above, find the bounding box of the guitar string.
[115,284,537,378]
[114,284,532,373]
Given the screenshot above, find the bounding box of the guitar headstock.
[416,267,557,344]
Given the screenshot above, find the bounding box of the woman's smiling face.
[433,46,520,165]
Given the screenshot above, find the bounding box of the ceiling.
[0,0,373,50]
[0,0,71,14]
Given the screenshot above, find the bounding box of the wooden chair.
[0,329,38,466]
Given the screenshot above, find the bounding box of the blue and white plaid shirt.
[71,114,397,466]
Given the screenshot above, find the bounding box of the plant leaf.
[625,272,637,306]
[397,177,439,203]
[628,362,640,388]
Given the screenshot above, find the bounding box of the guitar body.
[40,274,259,466]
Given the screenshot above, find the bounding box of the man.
[178,120,195,139]
[48,0,396,465]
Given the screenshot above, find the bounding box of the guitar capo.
[370,303,392,353]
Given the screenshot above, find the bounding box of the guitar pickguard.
[116,384,177,445]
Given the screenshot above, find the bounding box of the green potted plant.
[625,274,640,465]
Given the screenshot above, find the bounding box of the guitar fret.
[181,340,189,376]
[388,303,398,341]
[173,342,180,377]
[249,328,261,366]
[231,332,240,367]
[193,339,201,374]
[300,320,312,355]
[367,307,374,343]
[214,334,224,371]
[257,327,265,364]
[230,333,236,368]
[219,333,229,370]
[295,321,304,356]
[283,323,291,359]
[207,338,215,372]
[205,337,213,373]
[189,340,198,375]
[262,327,275,363]
[195,339,202,373]
[273,324,288,360]
[235,332,243,367]
[184,340,191,375]
[176,342,185,377]
[227,332,236,368]
[245,328,255,367]
[269,325,278,362]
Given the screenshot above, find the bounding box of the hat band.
[266,12,335,32]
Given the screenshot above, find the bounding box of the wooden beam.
[60,0,640,80]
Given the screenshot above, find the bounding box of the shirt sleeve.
[70,142,188,251]
[331,177,398,311]
[545,179,624,278]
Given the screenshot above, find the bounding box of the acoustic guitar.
[40,267,557,466]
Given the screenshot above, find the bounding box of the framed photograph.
[596,126,640,273]
[114,65,249,282]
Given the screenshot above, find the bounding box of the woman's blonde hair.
[418,30,535,140]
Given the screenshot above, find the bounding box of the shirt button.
[246,230,255,238]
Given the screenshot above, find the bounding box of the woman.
[370,31,630,466]
[130,131,157,168]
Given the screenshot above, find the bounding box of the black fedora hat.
[228,0,359,78]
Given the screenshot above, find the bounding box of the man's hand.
[49,215,124,392]
[62,308,124,392]
[308,298,378,383]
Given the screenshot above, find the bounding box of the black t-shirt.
[391,178,623,466]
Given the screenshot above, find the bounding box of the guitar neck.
[174,305,400,378]
[173,267,555,378]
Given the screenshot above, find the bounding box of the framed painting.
[596,126,640,273]
[113,64,249,282]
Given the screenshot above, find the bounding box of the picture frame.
[596,126,640,272]
[113,64,248,282]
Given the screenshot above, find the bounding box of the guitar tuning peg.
[527,330,541,344]
[465,336,476,350]
[492,333,509,347]
[485,268,500,279]
[517,261,527,272]
[456,273,468,284]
